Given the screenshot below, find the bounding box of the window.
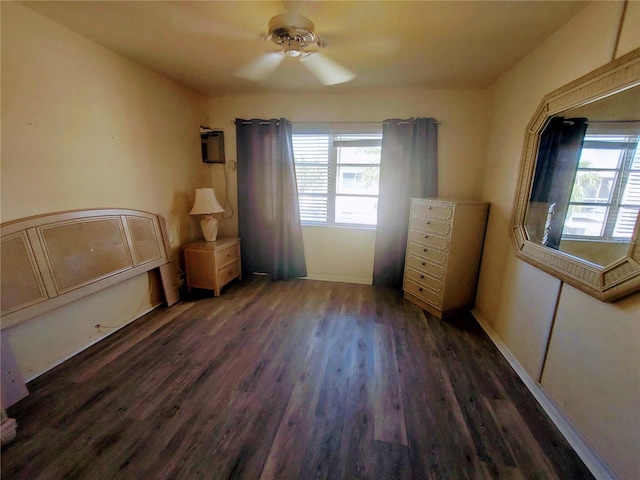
[562,129,640,241]
[292,124,382,226]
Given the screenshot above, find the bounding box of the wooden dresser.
[183,237,241,296]
[403,198,489,318]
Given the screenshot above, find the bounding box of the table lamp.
[190,188,225,241]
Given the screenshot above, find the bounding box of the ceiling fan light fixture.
[283,39,302,57]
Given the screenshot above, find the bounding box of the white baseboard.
[471,308,618,480]
[24,302,163,383]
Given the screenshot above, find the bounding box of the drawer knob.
[426,221,431,224]
[421,262,426,266]
[418,287,423,292]
[423,248,428,252]
[424,235,429,238]
[428,206,432,210]
[420,274,425,279]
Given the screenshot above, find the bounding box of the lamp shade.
[190,188,225,215]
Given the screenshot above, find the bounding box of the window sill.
[301,223,377,231]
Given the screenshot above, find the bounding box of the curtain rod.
[587,120,640,124]
[294,120,441,125]
[235,120,281,125]
[235,120,442,126]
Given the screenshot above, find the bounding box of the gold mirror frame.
[511,48,640,302]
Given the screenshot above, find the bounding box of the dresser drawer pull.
[426,221,431,224]
[421,262,426,266]
[418,287,423,292]
[424,235,429,239]
[423,248,428,253]
[420,274,425,279]
[428,206,432,210]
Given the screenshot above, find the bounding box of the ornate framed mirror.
[511,48,640,302]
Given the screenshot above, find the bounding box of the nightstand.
[183,237,242,296]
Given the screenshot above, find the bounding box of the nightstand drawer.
[216,242,239,266]
[218,262,241,287]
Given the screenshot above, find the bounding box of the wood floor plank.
[373,322,408,446]
[426,312,517,470]
[70,301,196,383]
[338,322,376,480]
[392,301,484,479]
[2,276,594,480]
[297,309,356,479]
[485,397,559,479]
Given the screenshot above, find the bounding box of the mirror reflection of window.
[563,127,640,241]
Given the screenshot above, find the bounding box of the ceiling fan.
[234,10,356,86]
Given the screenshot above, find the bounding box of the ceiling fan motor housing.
[268,12,317,50]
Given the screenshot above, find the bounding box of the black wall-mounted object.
[201,129,225,164]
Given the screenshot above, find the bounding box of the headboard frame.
[1,208,177,330]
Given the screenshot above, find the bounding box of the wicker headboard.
[1,208,178,329]
[0,208,180,408]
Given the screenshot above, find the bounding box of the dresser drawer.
[412,201,454,221]
[404,280,442,308]
[405,268,443,292]
[409,216,451,236]
[407,242,448,265]
[216,242,239,266]
[406,255,445,279]
[408,230,450,252]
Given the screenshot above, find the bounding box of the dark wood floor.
[2,275,593,480]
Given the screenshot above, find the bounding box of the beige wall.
[208,89,490,282]
[475,2,640,478]
[1,3,209,378]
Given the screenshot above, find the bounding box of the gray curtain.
[236,118,307,280]
[373,118,438,288]
[530,116,587,248]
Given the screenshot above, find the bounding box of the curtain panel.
[530,116,587,249]
[236,118,307,280]
[373,117,438,288]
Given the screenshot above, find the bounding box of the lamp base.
[200,215,219,242]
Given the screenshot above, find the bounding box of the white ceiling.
[22,1,589,97]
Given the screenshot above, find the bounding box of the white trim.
[24,302,163,382]
[471,308,619,480]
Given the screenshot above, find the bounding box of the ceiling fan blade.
[234,52,285,82]
[300,52,356,85]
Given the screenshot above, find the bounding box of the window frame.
[562,130,640,242]
[292,124,383,228]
